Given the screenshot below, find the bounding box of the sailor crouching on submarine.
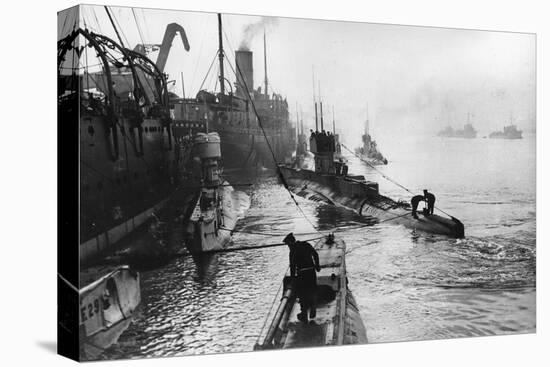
[411,189,437,219]
[284,233,321,323]
[411,195,424,219]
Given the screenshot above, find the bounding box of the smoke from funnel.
[239,16,279,50]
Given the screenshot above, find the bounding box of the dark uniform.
[284,233,320,323]
[424,190,435,215]
[411,195,424,219]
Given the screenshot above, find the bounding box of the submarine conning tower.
[193,132,222,186]
[310,132,348,176]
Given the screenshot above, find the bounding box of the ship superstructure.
[172,14,296,170]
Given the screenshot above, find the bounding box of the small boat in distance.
[254,235,367,349]
[437,124,477,138]
[489,124,522,139]
[437,113,477,139]
[489,114,522,139]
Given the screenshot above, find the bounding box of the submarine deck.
[259,236,367,349]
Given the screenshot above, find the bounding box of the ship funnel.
[235,50,254,97]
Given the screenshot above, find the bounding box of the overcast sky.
[60,5,535,143]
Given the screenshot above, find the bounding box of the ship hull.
[79,112,183,262]
[489,133,522,139]
[279,165,464,238]
[357,154,388,166]
[211,125,295,169]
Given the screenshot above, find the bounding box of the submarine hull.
[185,181,250,254]
[255,236,367,350]
[279,165,464,238]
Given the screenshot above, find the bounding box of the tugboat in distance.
[489,114,522,139]
[489,125,522,139]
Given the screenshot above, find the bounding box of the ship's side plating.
[58,27,188,262]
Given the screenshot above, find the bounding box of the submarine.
[254,234,367,350]
[279,132,464,238]
[184,132,250,253]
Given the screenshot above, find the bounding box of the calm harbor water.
[102,134,536,359]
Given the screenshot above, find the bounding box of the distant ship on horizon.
[489,114,522,139]
[437,112,477,139]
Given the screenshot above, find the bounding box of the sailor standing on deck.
[284,233,321,323]
[424,189,436,215]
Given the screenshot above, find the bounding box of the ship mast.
[264,30,268,97]
[312,66,318,131]
[332,106,336,133]
[366,103,370,136]
[319,81,324,131]
[217,13,225,95]
[320,102,324,131]
[296,102,299,142]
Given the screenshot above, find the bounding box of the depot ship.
[172,14,296,170]
[58,7,199,358]
[58,14,199,263]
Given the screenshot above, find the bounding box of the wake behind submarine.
[280,132,465,238]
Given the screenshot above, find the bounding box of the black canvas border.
[57,4,81,361]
